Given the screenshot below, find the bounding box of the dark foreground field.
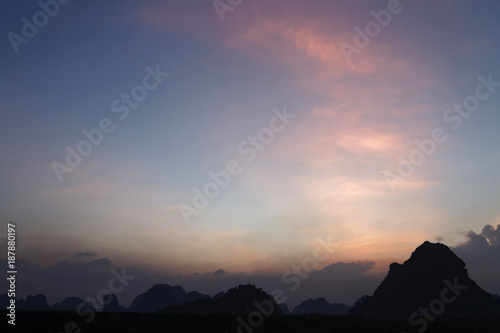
[2,311,500,333]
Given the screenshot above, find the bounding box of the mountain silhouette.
[102,293,126,312]
[160,284,283,315]
[212,291,225,300]
[349,241,500,319]
[50,297,84,311]
[278,303,291,315]
[128,284,209,313]
[18,294,50,311]
[292,297,348,315]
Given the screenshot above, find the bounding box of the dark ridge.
[349,241,500,319]
[160,284,283,315]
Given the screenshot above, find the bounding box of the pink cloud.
[132,0,449,262]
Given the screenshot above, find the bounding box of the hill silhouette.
[128,284,210,313]
[160,284,284,315]
[349,241,500,319]
[102,293,126,312]
[50,296,85,311]
[18,294,50,311]
[292,297,348,315]
[278,303,291,315]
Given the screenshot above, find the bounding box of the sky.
[1,0,500,308]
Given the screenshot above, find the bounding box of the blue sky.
[1,0,500,306]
